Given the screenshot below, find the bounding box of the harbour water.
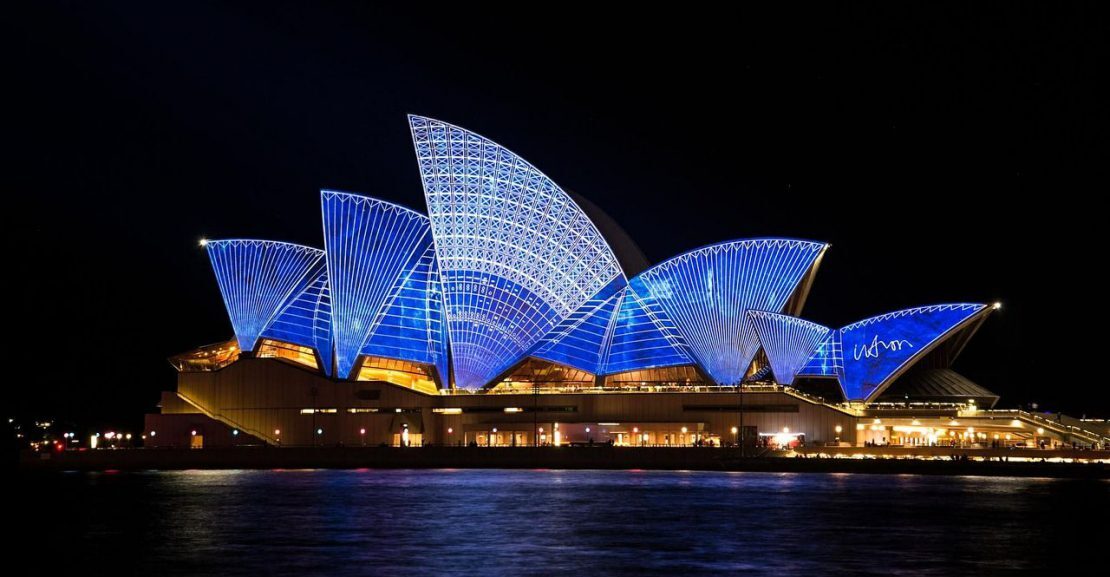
[16,469,1109,575]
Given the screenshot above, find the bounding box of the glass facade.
[357,356,439,395]
[256,338,319,370]
[749,310,831,386]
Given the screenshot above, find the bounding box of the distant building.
[146,116,1105,451]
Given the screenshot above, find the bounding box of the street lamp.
[835,425,842,444]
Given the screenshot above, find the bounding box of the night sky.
[10,2,1106,429]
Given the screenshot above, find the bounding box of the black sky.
[9,2,1107,428]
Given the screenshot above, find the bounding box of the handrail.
[175,392,278,445]
[969,409,1109,444]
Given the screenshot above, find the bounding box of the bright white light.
[782,427,790,433]
[199,238,209,247]
[190,430,197,436]
[316,428,323,435]
[680,427,687,434]
[834,425,842,433]
[993,302,1002,310]
[274,429,281,435]
[731,426,738,434]
[447,427,453,434]
[125,433,132,440]
[585,427,591,433]
[1036,428,1044,434]
[359,428,366,435]
[150,431,156,437]
[492,427,497,433]
[231,430,239,436]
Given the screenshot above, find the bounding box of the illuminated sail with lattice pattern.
[409,115,624,389]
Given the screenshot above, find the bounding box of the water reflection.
[16,470,1109,576]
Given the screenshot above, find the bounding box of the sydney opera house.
[145,116,1106,451]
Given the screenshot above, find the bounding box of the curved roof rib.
[205,239,325,353]
[749,311,831,386]
[321,190,434,379]
[632,239,828,384]
[408,115,624,389]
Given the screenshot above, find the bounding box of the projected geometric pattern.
[205,239,325,352]
[798,330,844,379]
[260,266,333,375]
[602,283,694,374]
[322,191,433,379]
[360,243,450,385]
[749,310,831,386]
[839,303,987,401]
[198,116,996,398]
[634,239,826,384]
[532,276,625,374]
[409,115,623,389]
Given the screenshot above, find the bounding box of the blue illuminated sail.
[360,243,450,386]
[322,191,434,379]
[798,330,843,379]
[602,283,694,374]
[205,239,325,352]
[633,239,827,384]
[838,304,988,401]
[409,115,624,389]
[531,277,625,374]
[749,311,831,386]
[260,266,334,375]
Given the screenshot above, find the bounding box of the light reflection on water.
[18,470,1109,576]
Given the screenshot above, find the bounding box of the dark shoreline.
[18,447,1109,479]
